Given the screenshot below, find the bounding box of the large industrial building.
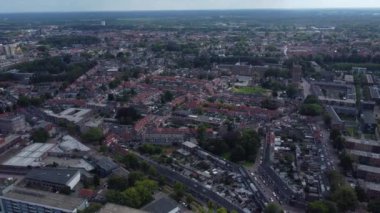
[25,168,81,192]
[2,143,55,167]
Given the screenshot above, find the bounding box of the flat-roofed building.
[143,128,186,145]
[0,186,87,213]
[2,143,55,167]
[312,82,357,107]
[182,141,198,152]
[44,108,92,125]
[25,168,81,192]
[361,111,377,134]
[94,157,119,177]
[0,135,22,154]
[142,197,180,213]
[370,86,380,103]
[365,74,374,85]
[365,182,380,198]
[357,164,380,183]
[0,115,26,133]
[349,150,380,167]
[345,137,380,154]
[344,75,354,84]
[58,135,90,153]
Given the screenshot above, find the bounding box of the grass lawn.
[242,161,254,168]
[233,86,269,95]
[346,127,360,138]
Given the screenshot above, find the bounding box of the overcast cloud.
[0,0,379,13]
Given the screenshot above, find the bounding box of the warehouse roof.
[2,143,55,167]
[25,168,79,186]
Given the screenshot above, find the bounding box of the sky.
[0,0,379,13]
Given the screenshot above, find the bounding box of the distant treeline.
[39,35,100,48]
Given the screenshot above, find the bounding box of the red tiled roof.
[79,189,96,199]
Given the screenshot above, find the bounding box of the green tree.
[123,187,142,207]
[186,195,194,205]
[93,175,100,187]
[304,95,320,104]
[332,136,345,151]
[82,128,104,144]
[368,199,380,213]
[109,79,121,89]
[216,208,228,213]
[300,104,323,116]
[31,128,49,143]
[106,179,158,208]
[330,129,341,141]
[127,171,145,187]
[116,107,142,125]
[323,113,332,127]
[331,186,358,212]
[339,152,353,174]
[230,145,246,162]
[197,125,207,144]
[286,85,298,98]
[264,203,283,213]
[108,176,129,191]
[307,200,337,213]
[135,179,158,194]
[327,171,345,192]
[261,99,279,110]
[173,182,186,201]
[106,190,124,204]
[355,185,368,202]
[160,90,174,103]
[122,154,141,170]
[17,95,31,107]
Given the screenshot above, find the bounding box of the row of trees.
[11,56,97,84]
[39,35,100,48]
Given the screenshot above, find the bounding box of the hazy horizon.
[0,0,379,13]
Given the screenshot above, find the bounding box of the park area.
[232,86,269,95]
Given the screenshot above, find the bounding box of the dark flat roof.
[25,168,79,185]
[142,197,179,213]
[96,157,119,171]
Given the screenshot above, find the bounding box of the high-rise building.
[3,44,17,57]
